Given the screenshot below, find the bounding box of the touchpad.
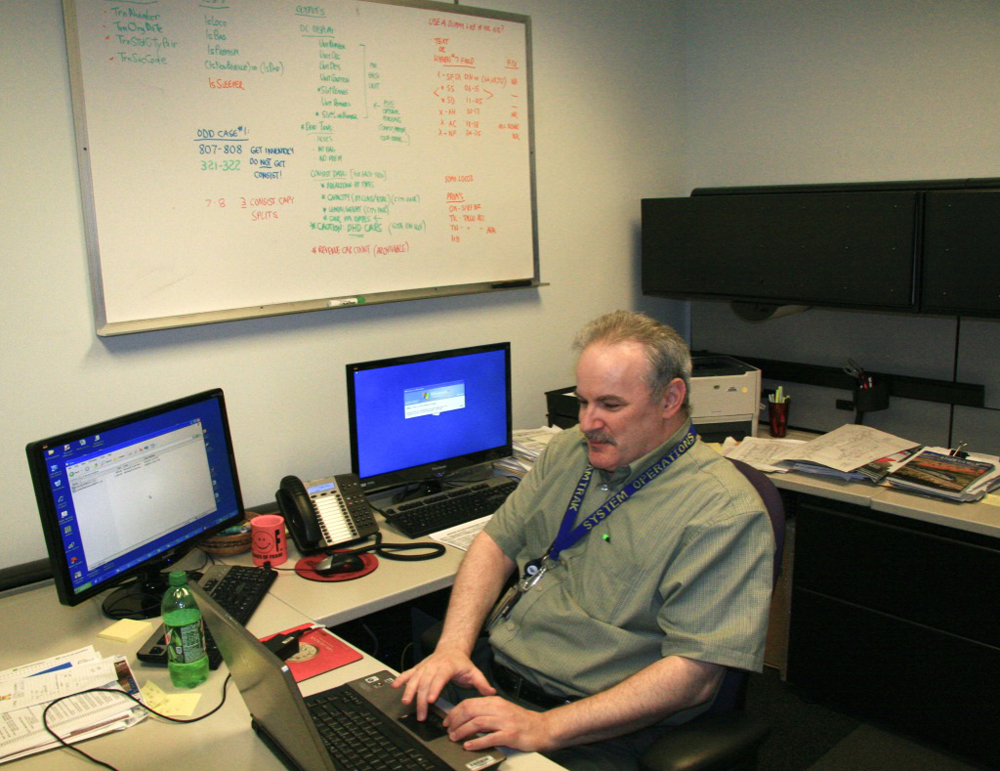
[398,710,448,741]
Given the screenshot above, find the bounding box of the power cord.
[102,552,215,620]
[41,674,232,770]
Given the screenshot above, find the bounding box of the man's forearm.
[437,531,515,654]
[542,655,724,749]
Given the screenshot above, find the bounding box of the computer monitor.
[347,342,512,496]
[25,388,245,619]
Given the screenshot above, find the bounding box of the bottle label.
[166,622,206,663]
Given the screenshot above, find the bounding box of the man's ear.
[660,378,686,420]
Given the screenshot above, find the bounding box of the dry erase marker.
[327,297,366,307]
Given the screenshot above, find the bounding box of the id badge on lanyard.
[485,556,553,631]
[483,427,697,633]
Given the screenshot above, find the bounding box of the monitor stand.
[101,568,174,620]
[391,480,444,504]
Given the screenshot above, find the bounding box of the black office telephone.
[275,473,379,554]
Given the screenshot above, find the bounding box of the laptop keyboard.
[308,685,446,771]
[384,478,517,538]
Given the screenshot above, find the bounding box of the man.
[393,310,774,769]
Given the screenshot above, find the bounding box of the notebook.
[190,582,505,771]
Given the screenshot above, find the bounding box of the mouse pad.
[295,552,378,582]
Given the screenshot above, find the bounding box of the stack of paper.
[0,646,146,763]
[494,425,562,478]
[724,425,920,481]
[886,448,1000,502]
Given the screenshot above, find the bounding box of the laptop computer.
[191,582,505,771]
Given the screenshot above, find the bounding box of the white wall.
[0,0,687,570]
[681,0,1000,447]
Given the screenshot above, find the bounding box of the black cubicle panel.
[641,192,918,311]
[921,191,1000,318]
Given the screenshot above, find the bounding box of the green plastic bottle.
[161,571,209,688]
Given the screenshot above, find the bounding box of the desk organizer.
[199,520,252,556]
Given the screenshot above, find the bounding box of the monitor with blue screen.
[347,342,512,495]
[25,388,245,619]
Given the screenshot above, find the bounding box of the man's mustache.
[584,431,615,445]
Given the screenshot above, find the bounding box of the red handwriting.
[208,78,245,89]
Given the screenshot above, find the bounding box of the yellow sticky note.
[141,680,202,717]
[98,618,153,643]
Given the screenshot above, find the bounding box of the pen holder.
[768,399,790,438]
[853,379,889,413]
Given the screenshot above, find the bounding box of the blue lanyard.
[545,427,698,563]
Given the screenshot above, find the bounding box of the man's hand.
[392,646,496,721]
[443,694,556,753]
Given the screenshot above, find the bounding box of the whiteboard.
[63,0,537,335]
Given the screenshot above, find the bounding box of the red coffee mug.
[251,514,287,566]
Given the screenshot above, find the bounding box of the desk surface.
[8,458,1000,768]
[266,521,467,628]
[757,431,1000,539]
[0,535,560,770]
[768,466,1000,539]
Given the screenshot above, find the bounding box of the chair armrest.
[638,712,770,771]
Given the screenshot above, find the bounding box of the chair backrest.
[709,457,786,713]
[728,458,785,585]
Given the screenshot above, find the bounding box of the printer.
[689,355,761,442]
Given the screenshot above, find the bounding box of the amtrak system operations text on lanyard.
[486,427,698,630]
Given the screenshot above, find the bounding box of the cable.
[41,674,232,770]
[272,531,446,569]
[261,530,446,581]
[399,641,414,673]
[103,552,215,620]
[364,531,446,561]
[947,316,962,448]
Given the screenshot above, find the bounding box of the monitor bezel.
[25,388,245,613]
[346,342,513,495]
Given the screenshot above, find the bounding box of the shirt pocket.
[565,553,652,627]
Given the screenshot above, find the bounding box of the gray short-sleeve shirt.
[484,422,774,704]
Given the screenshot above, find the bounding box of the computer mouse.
[314,552,365,575]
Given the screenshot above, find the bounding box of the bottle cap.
[168,570,189,586]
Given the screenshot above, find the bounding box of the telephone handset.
[275,473,379,554]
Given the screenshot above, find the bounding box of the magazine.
[887,449,997,501]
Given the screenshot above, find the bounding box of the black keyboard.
[307,685,445,771]
[384,478,517,538]
[136,564,276,670]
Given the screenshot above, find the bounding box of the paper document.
[0,646,96,684]
[496,425,562,480]
[430,515,492,551]
[0,649,145,764]
[723,436,806,472]
[774,425,918,473]
[512,426,561,461]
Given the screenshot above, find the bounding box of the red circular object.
[294,551,378,581]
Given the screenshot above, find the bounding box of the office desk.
[12,468,998,768]
[265,518,467,628]
[0,583,318,770]
[769,468,1000,768]
[0,552,561,769]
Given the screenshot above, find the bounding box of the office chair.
[637,457,786,771]
[418,457,785,771]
